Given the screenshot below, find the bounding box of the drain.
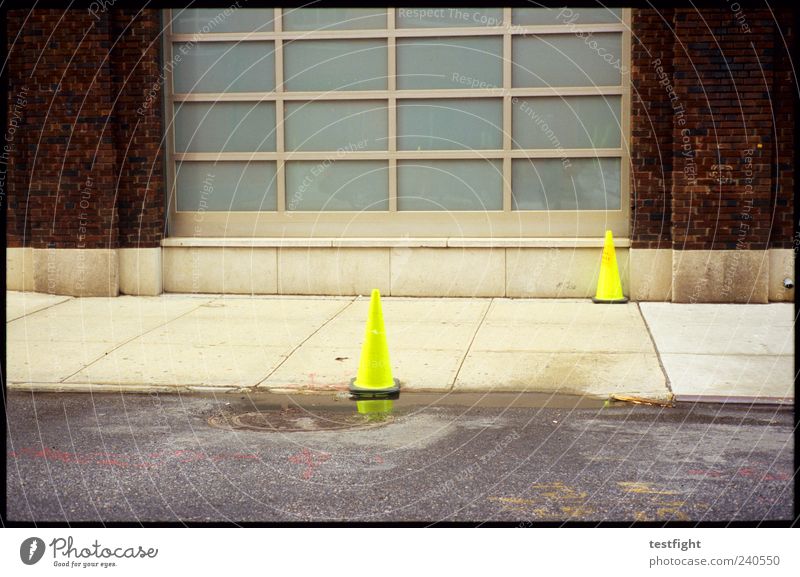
[208,406,392,433]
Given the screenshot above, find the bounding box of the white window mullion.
[387,9,397,213]
[274,8,286,213]
[502,7,512,213]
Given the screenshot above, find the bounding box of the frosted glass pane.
[286,161,389,211]
[512,158,620,210]
[284,101,387,151]
[173,42,275,93]
[396,7,503,28]
[174,102,276,152]
[398,160,502,211]
[512,34,622,87]
[284,40,387,91]
[283,8,386,30]
[176,162,277,211]
[512,8,622,25]
[396,37,502,90]
[512,96,621,149]
[397,99,502,150]
[171,8,275,33]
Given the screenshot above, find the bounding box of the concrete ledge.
[506,247,629,298]
[163,237,334,248]
[32,248,119,297]
[163,236,629,249]
[672,249,769,303]
[333,238,447,248]
[278,247,390,295]
[119,247,162,296]
[629,248,672,301]
[390,247,505,297]
[769,248,795,302]
[163,246,278,294]
[448,237,631,248]
[6,247,34,291]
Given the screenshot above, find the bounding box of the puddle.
[217,391,613,414]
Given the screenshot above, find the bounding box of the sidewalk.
[6,291,794,403]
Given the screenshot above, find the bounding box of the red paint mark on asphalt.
[374,455,384,464]
[289,448,331,479]
[738,468,790,482]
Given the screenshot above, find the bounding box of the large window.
[166,7,630,237]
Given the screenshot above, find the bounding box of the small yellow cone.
[350,289,400,414]
[592,230,628,304]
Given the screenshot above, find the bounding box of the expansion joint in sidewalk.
[252,296,359,389]
[450,297,494,391]
[57,297,218,383]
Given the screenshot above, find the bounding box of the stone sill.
[162,237,631,249]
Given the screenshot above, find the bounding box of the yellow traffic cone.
[592,230,628,304]
[349,289,400,414]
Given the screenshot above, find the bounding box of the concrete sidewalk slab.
[187,296,350,320]
[455,300,668,399]
[60,296,353,387]
[6,291,72,322]
[5,291,793,402]
[65,341,289,388]
[7,295,214,383]
[304,319,481,351]
[335,296,489,323]
[640,303,795,401]
[470,322,654,353]
[454,351,667,399]
[138,315,329,347]
[8,340,117,383]
[485,299,643,325]
[657,354,793,400]
[259,346,463,392]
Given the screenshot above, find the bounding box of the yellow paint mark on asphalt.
[560,505,597,517]
[618,481,678,495]
[531,481,588,501]
[489,496,538,506]
[656,507,691,521]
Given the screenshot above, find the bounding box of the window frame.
[164,7,631,238]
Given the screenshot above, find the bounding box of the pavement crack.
[637,302,673,396]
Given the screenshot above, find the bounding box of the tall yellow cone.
[592,230,628,304]
[349,289,400,414]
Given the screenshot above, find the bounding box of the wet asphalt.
[4,391,796,524]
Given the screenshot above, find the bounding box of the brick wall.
[770,9,794,249]
[631,7,793,251]
[110,10,165,248]
[5,9,164,250]
[630,8,674,249]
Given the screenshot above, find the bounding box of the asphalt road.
[5,391,796,524]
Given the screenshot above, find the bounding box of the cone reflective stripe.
[349,289,400,414]
[592,230,628,304]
